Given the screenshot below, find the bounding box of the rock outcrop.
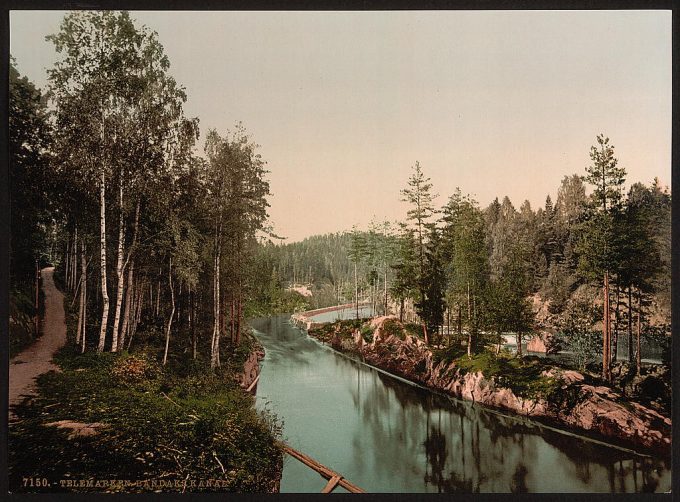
[318,316,671,455]
[238,346,264,392]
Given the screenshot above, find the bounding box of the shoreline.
[298,315,671,458]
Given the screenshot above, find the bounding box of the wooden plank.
[245,374,260,393]
[321,475,342,493]
[280,444,365,493]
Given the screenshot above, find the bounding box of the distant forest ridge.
[257,172,670,313]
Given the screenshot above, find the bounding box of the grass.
[450,351,586,403]
[10,344,282,493]
[9,273,283,493]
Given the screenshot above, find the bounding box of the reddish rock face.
[316,316,671,455]
[527,331,552,353]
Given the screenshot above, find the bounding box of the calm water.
[251,315,670,493]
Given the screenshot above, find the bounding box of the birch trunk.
[76,239,86,345]
[111,177,125,352]
[190,287,197,360]
[119,199,139,350]
[383,268,388,315]
[81,263,87,354]
[80,239,87,352]
[627,287,633,364]
[127,283,144,350]
[163,258,175,366]
[155,279,161,317]
[210,218,222,369]
[467,282,472,358]
[354,262,358,319]
[97,166,110,352]
[71,227,78,291]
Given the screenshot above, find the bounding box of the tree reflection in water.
[348,363,668,492]
[253,316,670,493]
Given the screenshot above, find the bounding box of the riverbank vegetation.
[10,301,282,492]
[10,11,282,492]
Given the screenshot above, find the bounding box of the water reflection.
[252,315,670,493]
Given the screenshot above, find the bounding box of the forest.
[10,11,272,365]
[9,11,281,492]
[8,9,671,494]
[252,152,671,381]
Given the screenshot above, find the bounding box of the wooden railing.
[279,443,365,493]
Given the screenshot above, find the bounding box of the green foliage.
[441,189,489,350]
[432,344,467,366]
[10,58,53,285]
[402,322,422,339]
[453,351,564,401]
[416,226,446,335]
[360,324,375,343]
[552,298,603,371]
[9,346,282,493]
[380,318,405,340]
[9,287,37,358]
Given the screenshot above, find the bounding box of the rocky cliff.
[320,316,670,455]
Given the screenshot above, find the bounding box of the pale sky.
[10,10,672,242]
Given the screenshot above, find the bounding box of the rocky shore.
[309,316,671,456]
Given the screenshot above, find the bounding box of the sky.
[10,10,672,242]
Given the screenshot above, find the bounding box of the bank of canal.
[251,314,670,493]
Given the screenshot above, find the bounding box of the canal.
[250,314,670,493]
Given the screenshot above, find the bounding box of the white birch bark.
[111,177,125,352]
[97,166,110,352]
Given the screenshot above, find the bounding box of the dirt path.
[9,267,67,418]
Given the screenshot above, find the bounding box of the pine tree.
[400,161,437,343]
[579,134,626,381]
